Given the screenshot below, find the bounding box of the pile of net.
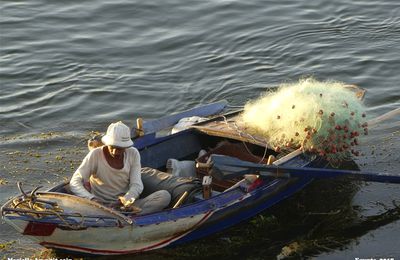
[240,78,368,164]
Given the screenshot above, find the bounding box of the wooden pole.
[136,118,144,137]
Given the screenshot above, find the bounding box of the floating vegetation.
[241,78,368,165]
[277,242,301,259]
[0,240,16,251]
[0,131,90,189]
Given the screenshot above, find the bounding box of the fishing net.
[240,78,368,165]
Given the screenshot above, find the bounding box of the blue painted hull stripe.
[170,177,313,245]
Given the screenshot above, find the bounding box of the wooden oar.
[209,154,400,184]
[367,107,400,128]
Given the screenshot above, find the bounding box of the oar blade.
[350,172,400,184]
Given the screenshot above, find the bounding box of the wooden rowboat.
[2,100,398,255]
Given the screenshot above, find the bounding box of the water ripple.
[0,0,399,134]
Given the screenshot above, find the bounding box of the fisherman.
[70,121,171,214]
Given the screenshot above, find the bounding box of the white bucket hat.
[101,121,133,148]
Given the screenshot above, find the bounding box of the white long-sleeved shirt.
[70,146,143,204]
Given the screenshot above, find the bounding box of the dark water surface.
[1,0,399,259]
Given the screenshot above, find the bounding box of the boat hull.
[2,176,313,255]
[1,102,322,255]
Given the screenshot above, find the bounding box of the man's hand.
[118,197,141,213]
[119,196,135,207]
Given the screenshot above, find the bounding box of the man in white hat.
[70,121,171,214]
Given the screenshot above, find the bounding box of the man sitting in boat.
[70,121,171,214]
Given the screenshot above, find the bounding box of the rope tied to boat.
[11,182,86,230]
